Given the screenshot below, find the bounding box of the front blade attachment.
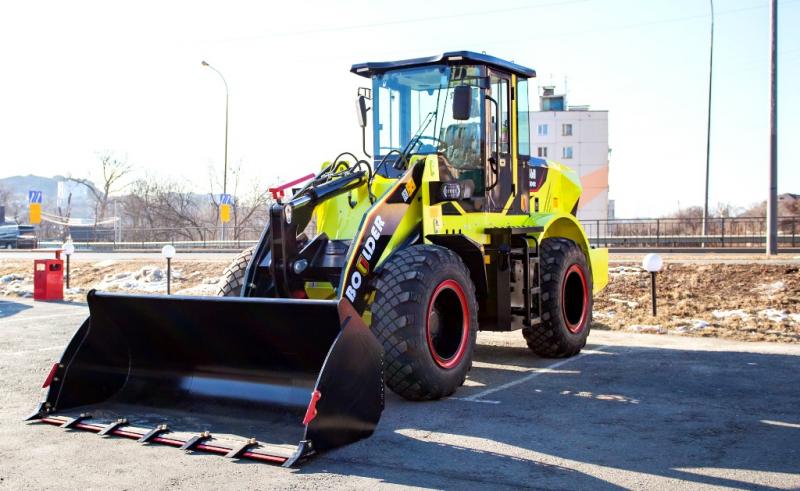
[30,291,384,466]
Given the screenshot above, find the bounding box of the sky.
[0,0,797,218]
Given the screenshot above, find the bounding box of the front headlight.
[440,182,462,200]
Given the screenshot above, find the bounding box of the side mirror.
[356,95,369,128]
[452,85,472,121]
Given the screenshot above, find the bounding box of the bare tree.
[228,164,271,240]
[0,186,10,223]
[56,191,73,240]
[69,153,132,227]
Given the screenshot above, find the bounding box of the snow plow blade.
[28,290,384,466]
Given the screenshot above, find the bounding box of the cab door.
[486,70,515,213]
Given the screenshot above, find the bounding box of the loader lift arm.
[244,167,367,298]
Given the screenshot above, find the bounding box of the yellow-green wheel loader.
[29,51,608,466]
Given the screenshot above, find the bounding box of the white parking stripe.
[0,312,87,325]
[3,345,65,356]
[458,345,611,403]
[761,420,800,429]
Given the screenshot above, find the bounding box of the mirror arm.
[485,95,500,191]
[361,107,372,158]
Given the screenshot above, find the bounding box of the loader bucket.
[29,290,384,466]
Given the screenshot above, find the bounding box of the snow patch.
[712,309,751,321]
[757,309,800,323]
[752,281,786,295]
[627,324,666,334]
[674,319,709,333]
[610,297,639,308]
[609,266,643,276]
[1,274,25,283]
[175,283,219,296]
[95,266,182,293]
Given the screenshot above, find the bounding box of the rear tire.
[372,245,478,401]
[217,246,255,297]
[522,238,592,358]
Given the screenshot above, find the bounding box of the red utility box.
[34,259,64,301]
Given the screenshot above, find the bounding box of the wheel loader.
[29,51,608,466]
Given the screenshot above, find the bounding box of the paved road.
[0,251,238,261]
[1,299,799,489]
[3,250,799,264]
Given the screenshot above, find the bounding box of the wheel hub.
[562,264,588,334]
[426,280,469,369]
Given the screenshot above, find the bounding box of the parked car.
[0,224,38,249]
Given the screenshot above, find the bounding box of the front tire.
[522,238,592,358]
[216,246,255,297]
[371,245,478,401]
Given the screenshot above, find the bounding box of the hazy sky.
[0,0,797,217]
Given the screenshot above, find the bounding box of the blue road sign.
[28,190,43,204]
[219,193,233,205]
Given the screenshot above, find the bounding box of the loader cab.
[352,51,536,214]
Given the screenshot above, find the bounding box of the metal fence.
[581,216,799,249]
[36,217,800,251]
[40,226,264,251]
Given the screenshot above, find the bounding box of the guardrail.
[32,217,800,251]
[581,217,798,249]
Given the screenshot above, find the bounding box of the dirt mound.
[0,259,227,300]
[594,263,800,343]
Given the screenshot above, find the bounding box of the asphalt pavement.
[1,298,798,489]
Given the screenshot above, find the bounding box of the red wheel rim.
[562,264,589,334]
[426,279,469,369]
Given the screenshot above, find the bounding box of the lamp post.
[702,0,714,244]
[642,253,663,317]
[767,0,778,255]
[202,60,230,241]
[62,240,75,290]
[161,245,176,295]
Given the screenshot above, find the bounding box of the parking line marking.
[449,397,501,404]
[0,312,88,325]
[761,420,800,429]
[3,345,65,356]
[458,345,611,403]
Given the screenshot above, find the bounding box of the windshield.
[372,65,484,174]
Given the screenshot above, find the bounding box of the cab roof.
[351,51,536,79]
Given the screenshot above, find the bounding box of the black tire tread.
[372,245,478,401]
[522,238,592,358]
[216,246,255,297]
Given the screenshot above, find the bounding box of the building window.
[537,146,548,158]
[562,123,573,136]
[562,146,573,159]
[537,124,548,137]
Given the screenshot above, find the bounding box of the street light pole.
[702,0,714,244]
[202,60,230,241]
[767,0,778,255]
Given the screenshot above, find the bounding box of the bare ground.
[595,263,800,343]
[0,259,229,300]
[2,257,799,343]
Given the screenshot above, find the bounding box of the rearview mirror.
[452,85,472,121]
[356,95,368,128]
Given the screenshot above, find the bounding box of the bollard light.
[161,245,176,295]
[62,241,75,290]
[642,253,663,316]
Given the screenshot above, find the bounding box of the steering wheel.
[414,135,445,147]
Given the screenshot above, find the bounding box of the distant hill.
[0,175,96,221]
